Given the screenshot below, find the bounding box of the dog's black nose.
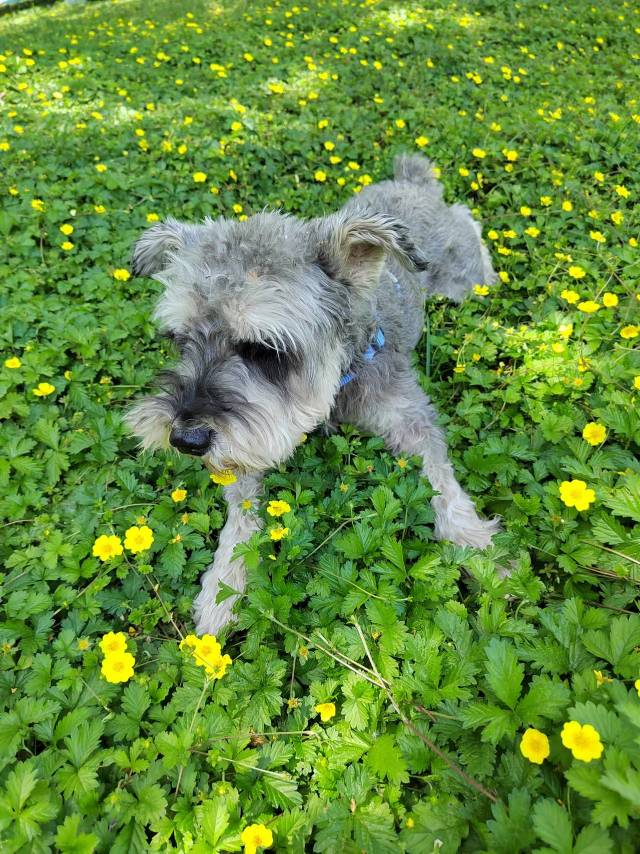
[169,426,214,456]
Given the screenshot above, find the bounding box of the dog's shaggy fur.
[128,154,500,633]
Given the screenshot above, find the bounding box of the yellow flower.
[241,823,273,854]
[314,170,327,182]
[519,728,550,764]
[590,230,606,243]
[31,198,45,212]
[611,211,624,225]
[33,382,55,397]
[191,634,232,678]
[101,651,135,684]
[582,423,606,445]
[210,470,237,486]
[193,171,207,183]
[559,480,596,511]
[561,721,604,762]
[60,223,74,235]
[95,163,107,173]
[124,525,154,553]
[267,499,291,517]
[472,147,486,158]
[503,149,518,161]
[594,670,613,687]
[94,205,106,214]
[568,265,586,279]
[634,376,640,391]
[179,634,198,651]
[146,212,160,223]
[615,185,630,198]
[5,356,21,369]
[540,196,552,206]
[113,268,131,281]
[620,325,639,339]
[205,653,232,679]
[171,488,187,502]
[577,301,600,314]
[558,323,573,338]
[525,227,540,237]
[270,526,289,541]
[473,285,490,296]
[241,499,253,510]
[395,119,406,128]
[243,52,254,62]
[99,631,127,655]
[415,135,429,147]
[561,289,580,304]
[561,200,573,212]
[77,638,90,651]
[602,292,618,308]
[315,702,336,722]
[92,534,123,562]
[635,679,640,697]
[520,206,531,216]
[61,241,74,251]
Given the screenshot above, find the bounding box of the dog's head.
[126,210,427,474]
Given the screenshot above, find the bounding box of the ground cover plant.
[1,0,639,850]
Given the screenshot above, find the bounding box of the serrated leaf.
[485,638,524,709]
[261,774,302,809]
[365,733,409,785]
[532,799,573,854]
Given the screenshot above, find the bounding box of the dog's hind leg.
[353,370,500,548]
[193,472,263,634]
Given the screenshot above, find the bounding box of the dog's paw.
[193,586,239,635]
[192,557,246,635]
[433,493,501,550]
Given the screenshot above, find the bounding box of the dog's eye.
[236,340,295,386]
[236,341,278,362]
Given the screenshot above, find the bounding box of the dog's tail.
[393,153,438,185]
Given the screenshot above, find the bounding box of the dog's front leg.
[353,371,500,548]
[193,472,263,635]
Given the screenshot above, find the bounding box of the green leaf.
[573,825,613,854]
[516,675,571,725]
[194,798,230,845]
[365,733,409,785]
[485,638,524,709]
[532,799,573,854]
[604,474,640,522]
[261,774,303,809]
[485,788,536,854]
[55,814,98,854]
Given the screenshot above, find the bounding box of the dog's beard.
[125,348,345,473]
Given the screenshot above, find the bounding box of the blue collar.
[339,326,385,387]
[339,271,399,388]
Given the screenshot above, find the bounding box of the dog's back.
[344,154,496,305]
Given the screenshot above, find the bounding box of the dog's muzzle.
[169,426,214,456]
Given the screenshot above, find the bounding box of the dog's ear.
[131,217,191,277]
[312,211,429,291]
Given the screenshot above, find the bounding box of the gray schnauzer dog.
[127,154,500,634]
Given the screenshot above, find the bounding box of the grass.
[1,0,639,851]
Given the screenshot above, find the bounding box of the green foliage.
[1,0,639,850]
